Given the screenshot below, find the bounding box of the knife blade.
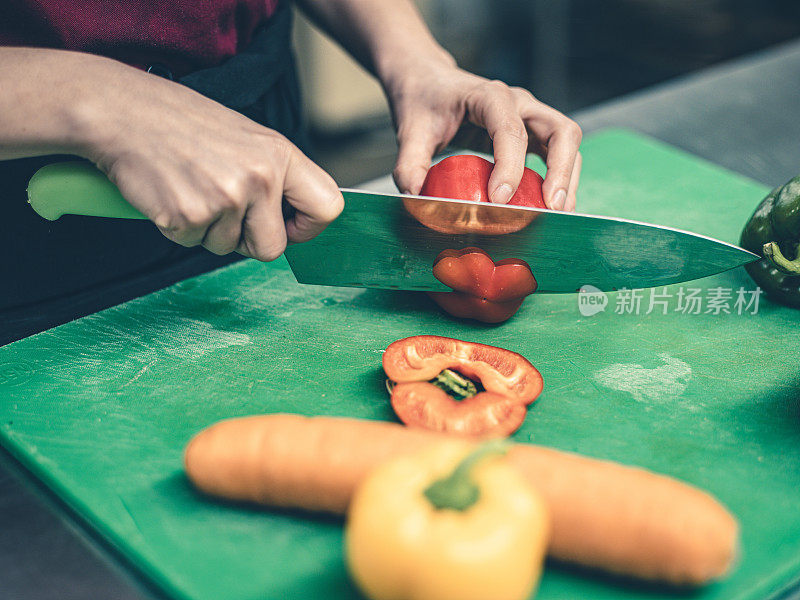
[286,188,757,292]
[27,161,758,292]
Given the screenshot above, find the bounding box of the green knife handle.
[27,161,145,221]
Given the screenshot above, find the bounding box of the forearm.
[295,0,455,91]
[0,47,343,256]
[0,47,124,161]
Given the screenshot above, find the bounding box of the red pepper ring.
[383,336,543,437]
[384,335,542,401]
[390,382,528,438]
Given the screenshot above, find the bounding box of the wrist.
[376,44,457,99]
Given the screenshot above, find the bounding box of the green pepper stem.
[423,440,509,511]
[763,241,800,274]
[431,369,478,400]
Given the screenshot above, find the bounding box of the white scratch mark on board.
[593,354,692,403]
[123,358,157,387]
[157,319,251,358]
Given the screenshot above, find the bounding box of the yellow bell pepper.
[345,440,550,600]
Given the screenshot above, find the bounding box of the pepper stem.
[423,440,509,511]
[431,369,478,400]
[763,241,800,274]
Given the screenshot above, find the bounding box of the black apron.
[1,1,304,345]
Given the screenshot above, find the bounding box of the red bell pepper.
[432,247,537,301]
[405,154,545,235]
[419,155,545,208]
[427,292,525,324]
[383,335,543,438]
[428,247,537,323]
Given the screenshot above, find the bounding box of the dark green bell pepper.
[740,176,800,307]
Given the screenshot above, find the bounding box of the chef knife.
[27,161,758,293]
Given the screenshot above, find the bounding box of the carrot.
[184,414,738,586]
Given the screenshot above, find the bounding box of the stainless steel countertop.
[573,38,800,188]
[3,38,800,600]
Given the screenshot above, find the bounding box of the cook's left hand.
[387,63,582,211]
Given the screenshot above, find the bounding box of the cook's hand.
[388,63,582,211]
[87,63,343,260]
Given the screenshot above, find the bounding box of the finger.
[527,123,581,210]
[393,117,440,195]
[564,151,582,212]
[156,219,206,248]
[523,113,582,210]
[515,90,582,210]
[115,170,209,248]
[237,189,287,262]
[466,84,527,203]
[153,198,212,248]
[282,148,343,243]
[202,209,244,255]
[540,125,581,210]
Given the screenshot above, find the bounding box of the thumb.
[393,120,440,195]
[282,147,344,243]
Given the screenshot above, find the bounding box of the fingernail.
[552,189,567,210]
[492,183,514,204]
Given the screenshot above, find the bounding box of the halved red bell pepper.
[429,247,537,323]
[419,155,545,208]
[383,335,543,438]
[405,154,545,235]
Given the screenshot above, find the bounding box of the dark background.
[305,0,800,186]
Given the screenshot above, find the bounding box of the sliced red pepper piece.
[383,336,543,437]
[384,335,542,401]
[427,292,525,324]
[432,247,537,302]
[390,382,527,438]
[428,248,537,323]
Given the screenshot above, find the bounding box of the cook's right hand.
[85,63,343,261]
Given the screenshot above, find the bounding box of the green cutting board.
[1,129,799,600]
